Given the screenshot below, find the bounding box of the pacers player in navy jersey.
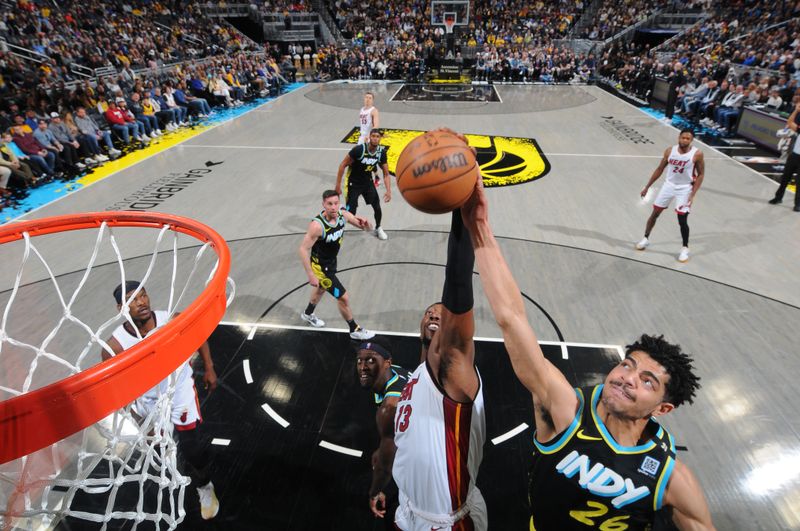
[461,173,715,530]
[335,129,392,240]
[636,129,705,263]
[299,189,375,340]
[356,338,409,526]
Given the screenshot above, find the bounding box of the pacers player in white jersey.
[636,129,705,262]
[371,129,487,531]
[101,281,220,520]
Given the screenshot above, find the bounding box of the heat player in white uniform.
[369,137,488,530]
[101,281,220,520]
[358,92,380,144]
[636,129,705,262]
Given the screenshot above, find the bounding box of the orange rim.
[0,212,230,465]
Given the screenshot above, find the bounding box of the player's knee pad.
[677,212,689,228]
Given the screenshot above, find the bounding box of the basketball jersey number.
[672,165,684,174]
[361,115,368,125]
[395,404,412,432]
[569,501,630,530]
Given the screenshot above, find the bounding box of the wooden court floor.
[2,82,800,530]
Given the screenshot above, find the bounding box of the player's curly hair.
[625,334,701,408]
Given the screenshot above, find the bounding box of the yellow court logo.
[342,127,551,188]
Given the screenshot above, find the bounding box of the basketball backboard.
[431,0,469,26]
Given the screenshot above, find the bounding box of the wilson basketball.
[396,130,479,214]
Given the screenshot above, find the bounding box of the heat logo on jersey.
[341,127,551,188]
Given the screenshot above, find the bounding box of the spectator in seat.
[11,124,57,177]
[280,55,298,83]
[117,98,151,142]
[766,88,783,109]
[49,112,96,167]
[142,93,177,132]
[74,107,121,158]
[104,100,143,145]
[128,92,162,137]
[175,81,212,117]
[713,84,745,135]
[0,133,38,188]
[163,85,188,125]
[33,118,84,173]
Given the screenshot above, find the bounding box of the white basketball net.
[0,220,233,530]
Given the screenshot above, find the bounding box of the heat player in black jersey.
[461,173,715,530]
[335,129,392,240]
[299,189,376,341]
[356,338,410,526]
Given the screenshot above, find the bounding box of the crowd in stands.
[577,0,671,41]
[256,0,313,13]
[4,0,800,205]
[1,51,293,208]
[318,0,594,82]
[0,0,258,95]
[599,0,800,136]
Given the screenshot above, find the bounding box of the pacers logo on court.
[342,128,550,188]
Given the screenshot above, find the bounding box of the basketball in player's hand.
[396,129,479,214]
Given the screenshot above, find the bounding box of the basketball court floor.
[2,82,799,530]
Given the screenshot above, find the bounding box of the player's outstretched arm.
[368,396,399,518]
[341,209,371,231]
[664,460,715,530]
[430,209,478,402]
[461,175,578,435]
[298,221,322,287]
[641,148,670,197]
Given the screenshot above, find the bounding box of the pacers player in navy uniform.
[335,129,392,240]
[299,189,376,340]
[356,338,409,526]
[461,174,715,530]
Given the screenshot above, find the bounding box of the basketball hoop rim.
[0,211,231,465]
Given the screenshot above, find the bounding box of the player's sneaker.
[635,237,649,250]
[678,247,690,263]
[197,481,219,520]
[301,312,325,328]
[374,227,388,240]
[349,327,375,340]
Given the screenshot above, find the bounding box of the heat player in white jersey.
[358,92,380,144]
[636,129,705,263]
[370,129,488,531]
[101,281,220,520]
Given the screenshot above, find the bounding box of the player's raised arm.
[461,175,578,435]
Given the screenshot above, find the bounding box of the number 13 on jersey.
[395,404,412,432]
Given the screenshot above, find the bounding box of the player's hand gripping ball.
[396,129,479,214]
